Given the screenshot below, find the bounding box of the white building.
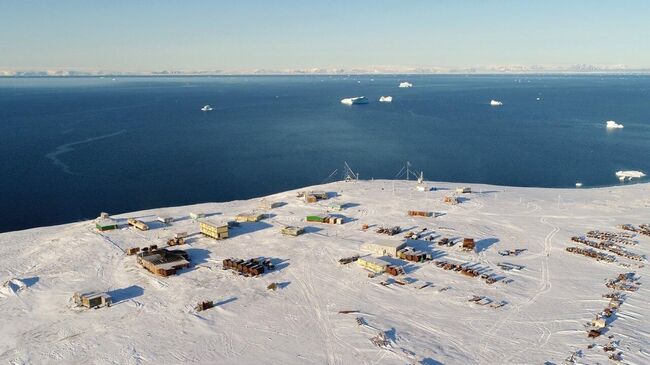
[361,239,407,257]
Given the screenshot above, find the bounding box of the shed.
[190,212,205,220]
[260,200,282,210]
[305,195,318,203]
[73,291,112,309]
[408,210,433,217]
[127,218,149,231]
[361,240,407,257]
[199,220,229,240]
[357,257,389,274]
[329,203,344,211]
[310,191,329,200]
[235,212,264,223]
[592,318,606,329]
[444,195,460,205]
[456,187,472,194]
[306,214,329,223]
[461,238,475,251]
[281,226,305,236]
[157,216,173,224]
[95,218,118,231]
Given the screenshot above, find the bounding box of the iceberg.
[490,100,503,106]
[379,96,393,103]
[201,105,213,112]
[341,96,369,105]
[398,81,413,88]
[616,170,646,182]
[606,120,624,129]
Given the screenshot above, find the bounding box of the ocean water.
[1,75,649,232]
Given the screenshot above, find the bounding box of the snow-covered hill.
[1,180,649,364]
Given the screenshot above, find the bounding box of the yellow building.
[235,212,264,223]
[357,257,389,274]
[199,220,229,240]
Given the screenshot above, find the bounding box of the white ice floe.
[606,120,624,129]
[616,170,646,181]
[379,96,393,103]
[575,182,583,188]
[398,81,413,88]
[340,96,369,105]
[201,105,213,112]
[490,100,503,106]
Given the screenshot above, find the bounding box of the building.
[260,199,282,210]
[444,195,460,205]
[199,220,229,240]
[408,210,433,217]
[300,191,328,203]
[326,216,344,225]
[306,214,329,223]
[95,218,118,231]
[137,248,190,276]
[235,212,264,223]
[190,212,205,220]
[309,191,329,200]
[127,218,149,231]
[357,257,390,274]
[73,291,112,309]
[462,238,475,251]
[361,239,407,257]
[329,203,344,211]
[397,248,428,262]
[281,226,305,236]
[456,187,472,194]
[157,216,173,224]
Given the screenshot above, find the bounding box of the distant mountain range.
[2,64,649,77]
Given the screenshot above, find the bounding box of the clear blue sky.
[1,0,649,71]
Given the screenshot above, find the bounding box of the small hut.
[281,226,305,236]
[235,212,264,223]
[95,218,118,231]
[461,238,475,251]
[73,292,112,309]
[357,257,389,274]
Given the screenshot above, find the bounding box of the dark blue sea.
[1,75,649,232]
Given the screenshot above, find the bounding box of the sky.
[1,0,650,71]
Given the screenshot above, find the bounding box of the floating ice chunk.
[616,170,646,182]
[379,96,393,103]
[575,182,583,188]
[490,100,503,106]
[341,96,369,105]
[398,81,413,88]
[606,120,624,129]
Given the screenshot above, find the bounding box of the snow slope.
[1,180,649,364]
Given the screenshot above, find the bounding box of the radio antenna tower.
[342,161,359,182]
